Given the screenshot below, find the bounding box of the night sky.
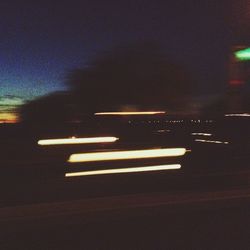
[0,0,230,121]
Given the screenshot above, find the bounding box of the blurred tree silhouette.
[20,43,194,124]
[19,92,75,125]
[67,43,193,116]
[202,98,227,116]
[202,89,250,116]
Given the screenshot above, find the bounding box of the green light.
[234,48,250,61]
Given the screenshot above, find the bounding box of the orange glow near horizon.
[0,112,18,123]
[38,136,119,145]
[68,148,186,163]
[94,111,166,116]
[65,164,181,177]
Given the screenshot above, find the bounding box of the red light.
[229,80,245,85]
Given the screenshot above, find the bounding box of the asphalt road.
[2,183,250,249]
[1,119,250,249]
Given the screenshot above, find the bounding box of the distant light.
[94,111,165,116]
[195,139,229,144]
[65,164,181,177]
[191,133,212,136]
[225,113,250,117]
[38,137,119,146]
[229,80,244,85]
[234,48,250,61]
[156,129,171,133]
[68,148,186,163]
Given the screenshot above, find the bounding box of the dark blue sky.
[0,0,230,106]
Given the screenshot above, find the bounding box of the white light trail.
[195,139,229,144]
[191,133,212,136]
[225,113,250,117]
[38,137,119,146]
[68,148,186,163]
[94,111,165,115]
[65,164,181,177]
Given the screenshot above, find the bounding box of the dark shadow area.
[18,42,195,128]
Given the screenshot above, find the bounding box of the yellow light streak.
[195,139,229,144]
[68,148,186,163]
[65,164,181,177]
[94,111,166,115]
[38,137,119,146]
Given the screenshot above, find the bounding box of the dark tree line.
[19,43,194,124]
[19,92,75,125]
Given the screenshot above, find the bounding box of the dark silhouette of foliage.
[67,43,193,115]
[202,98,227,116]
[19,92,74,125]
[20,43,194,124]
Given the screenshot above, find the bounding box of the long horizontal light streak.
[195,139,229,144]
[94,111,165,115]
[225,113,250,117]
[191,133,212,136]
[38,137,119,146]
[65,164,181,177]
[68,148,186,163]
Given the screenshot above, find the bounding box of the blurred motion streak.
[234,48,250,61]
[94,111,166,116]
[68,148,186,163]
[38,137,119,146]
[191,133,212,136]
[225,113,250,117]
[65,164,181,177]
[156,129,171,133]
[195,139,229,144]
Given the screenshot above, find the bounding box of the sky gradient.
[0,0,230,122]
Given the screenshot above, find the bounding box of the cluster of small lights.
[128,120,186,124]
[190,120,213,123]
[131,120,162,124]
[148,120,161,123]
[128,120,163,124]
[165,120,184,123]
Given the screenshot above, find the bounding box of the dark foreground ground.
[1,116,250,249]
[2,189,250,249]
